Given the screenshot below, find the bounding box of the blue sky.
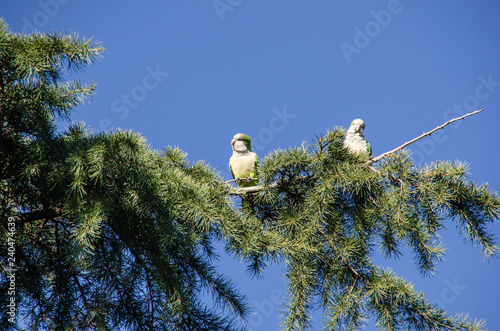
[3,1,500,329]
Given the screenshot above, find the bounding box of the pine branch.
[72,274,96,331]
[316,228,360,278]
[16,207,63,225]
[225,180,279,195]
[369,109,484,164]
[224,177,259,184]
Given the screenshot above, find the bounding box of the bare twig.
[368,109,484,164]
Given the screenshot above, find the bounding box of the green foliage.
[245,129,499,330]
[0,19,251,330]
[1,19,499,330]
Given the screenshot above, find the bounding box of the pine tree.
[1,19,499,330]
[0,19,256,330]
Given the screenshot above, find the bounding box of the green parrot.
[229,133,259,187]
[343,118,373,159]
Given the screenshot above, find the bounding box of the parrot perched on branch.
[344,118,373,159]
[229,133,259,187]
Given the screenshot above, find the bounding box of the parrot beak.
[231,139,236,146]
[354,125,361,133]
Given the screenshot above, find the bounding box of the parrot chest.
[344,134,369,154]
[230,153,256,178]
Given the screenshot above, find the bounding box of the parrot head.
[231,133,252,152]
[348,119,366,135]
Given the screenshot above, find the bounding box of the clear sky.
[2,1,500,330]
